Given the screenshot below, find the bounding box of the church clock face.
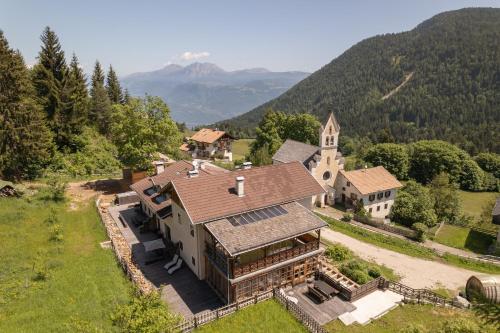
[323,171,331,180]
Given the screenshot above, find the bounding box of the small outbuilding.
[465,275,500,303]
[115,191,139,206]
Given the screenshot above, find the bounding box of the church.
[272,113,401,219]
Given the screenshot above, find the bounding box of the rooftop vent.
[188,170,199,178]
[242,161,252,170]
[236,176,245,197]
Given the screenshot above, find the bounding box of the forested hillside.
[217,8,500,154]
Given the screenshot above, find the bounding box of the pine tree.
[32,26,67,126]
[0,31,54,180]
[58,54,89,150]
[89,61,112,135]
[123,88,131,104]
[106,65,123,104]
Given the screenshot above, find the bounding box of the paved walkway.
[315,206,479,259]
[320,227,477,290]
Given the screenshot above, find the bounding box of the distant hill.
[121,63,309,126]
[217,8,500,154]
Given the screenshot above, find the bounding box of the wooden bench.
[308,285,327,303]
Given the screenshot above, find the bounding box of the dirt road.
[321,228,476,291]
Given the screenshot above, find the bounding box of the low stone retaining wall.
[95,197,155,294]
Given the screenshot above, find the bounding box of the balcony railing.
[231,239,319,279]
[205,242,229,275]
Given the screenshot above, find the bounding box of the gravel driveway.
[321,228,477,291]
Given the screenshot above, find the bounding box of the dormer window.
[144,186,157,196]
[153,193,169,204]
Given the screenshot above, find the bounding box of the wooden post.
[194,317,198,328]
[254,294,258,304]
[216,309,219,319]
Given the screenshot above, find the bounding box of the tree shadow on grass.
[464,229,494,254]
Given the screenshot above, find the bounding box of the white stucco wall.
[166,201,205,279]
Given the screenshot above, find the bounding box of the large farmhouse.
[131,160,327,303]
[272,113,401,219]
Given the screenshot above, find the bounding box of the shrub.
[340,260,371,284]
[439,318,482,333]
[341,213,353,222]
[112,291,180,333]
[50,224,64,242]
[412,223,428,242]
[367,266,382,278]
[325,244,352,262]
[46,177,67,202]
[32,258,49,281]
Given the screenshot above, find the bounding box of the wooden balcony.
[231,237,320,279]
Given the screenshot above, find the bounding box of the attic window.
[346,181,351,187]
[385,191,391,198]
[377,192,383,200]
[144,186,157,196]
[369,194,375,201]
[329,126,332,135]
[153,194,168,204]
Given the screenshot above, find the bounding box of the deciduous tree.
[364,143,409,179]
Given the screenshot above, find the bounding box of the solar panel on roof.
[227,205,289,227]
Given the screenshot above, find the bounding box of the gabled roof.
[272,139,320,164]
[130,160,226,213]
[339,166,402,195]
[205,202,327,256]
[320,112,340,133]
[169,161,326,224]
[190,128,233,144]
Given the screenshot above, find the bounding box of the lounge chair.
[163,254,179,270]
[168,258,183,275]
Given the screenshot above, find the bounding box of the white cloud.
[180,51,210,61]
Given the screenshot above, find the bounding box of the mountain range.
[217,8,500,154]
[120,63,309,126]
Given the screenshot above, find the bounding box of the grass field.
[319,214,500,274]
[433,224,494,254]
[458,190,498,220]
[232,139,255,160]
[325,304,482,333]
[0,193,131,332]
[195,300,307,333]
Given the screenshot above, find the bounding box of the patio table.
[314,280,339,298]
[143,239,166,252]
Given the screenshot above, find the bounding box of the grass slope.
[433,224,494,254]
[325,304,481,333]
[319,214,500,274]
[0,195,131,332]
[195,300,307,333]
[232,139,255,160]
[458,190,498,220]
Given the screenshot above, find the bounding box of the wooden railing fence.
[384,280,454,307]
[353,214,418,240]
[174,289,327,333]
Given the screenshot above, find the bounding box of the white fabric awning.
[143,239,165,252]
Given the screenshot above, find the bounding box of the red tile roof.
[339,166,402,195]
[170,161,326,224]
[190,128,231,144]
[130,160,226,213]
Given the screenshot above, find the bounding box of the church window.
[323,171,331,180]
[330,136,334,146]
[325,137,329,146]
[329,126,332,135]
[327,157,331,165]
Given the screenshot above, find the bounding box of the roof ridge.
[283,138,319,149]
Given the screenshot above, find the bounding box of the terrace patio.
[108,204,223,317]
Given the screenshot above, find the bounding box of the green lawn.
[195,300,307,333]
[0,194,131,332]
[458,190,498,220]
[433,224,494,254]
[232,139,255,160]
[319,214,500,274]
[325,304,482,333]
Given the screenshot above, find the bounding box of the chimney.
[188,170,199,178]
[242,161,252,170]
[199,161,206,170]
[154,161,165,175]
[192,161,199,171]
[235,176,245,197]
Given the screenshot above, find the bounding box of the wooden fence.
[353,214,418,240]
[174,289,327,333]
[384,280,454,307]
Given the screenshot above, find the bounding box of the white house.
[334,166,402,219]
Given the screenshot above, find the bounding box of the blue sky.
[1,0,499,76]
